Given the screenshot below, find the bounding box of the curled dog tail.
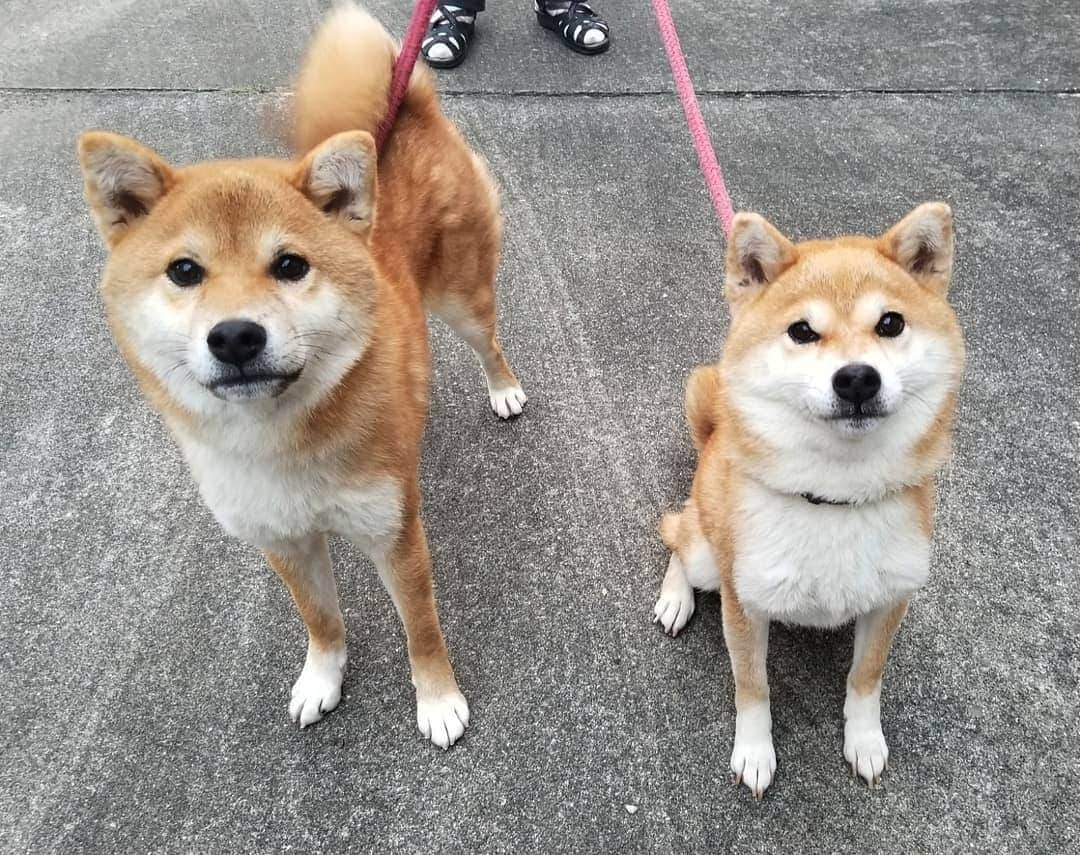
[685,365,721,453]
[292,3,438,154]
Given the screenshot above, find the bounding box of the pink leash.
[650,0,736,238]
[376,0,440,152]
[380,0,735,237]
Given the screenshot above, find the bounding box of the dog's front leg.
[844,600,909,786]
[722,593,774,798]
[369,513,469,749]
[264,534,347,728]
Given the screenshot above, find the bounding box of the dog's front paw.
[416,689,470,749]
[844,719,889,787]
[731,703,775,798]
[730,735,776,799]
[289,646,346,728]
[489,385,527,420]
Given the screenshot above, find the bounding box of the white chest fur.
[179,436,403,552]
[732,480,930,628]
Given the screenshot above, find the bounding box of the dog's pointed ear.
[879,202,954,294]
[77,132,176,247]
[724,212,799,311]
[295,131,377,237]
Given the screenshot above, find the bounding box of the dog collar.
[801,492,854,506]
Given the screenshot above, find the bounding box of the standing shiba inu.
[76,5,525,747]
[654,204,965,796]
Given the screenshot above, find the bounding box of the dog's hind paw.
[653,588,695,636]
[653,553,696,636]
[489,385,527,419]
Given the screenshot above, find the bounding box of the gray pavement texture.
[1,1,1078,853]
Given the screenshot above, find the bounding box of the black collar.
[801,492,855,506]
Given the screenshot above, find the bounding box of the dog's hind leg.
[654,502,718,636]
[430,289,526,420]
[654,552,696,637]
[422,187,526,420]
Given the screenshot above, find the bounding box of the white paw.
[844,719,889,786]
[416,690,470,749]
[652,586,695,636]
[730,735,777,799]
[288,646,346,729]
[489,385,527,419]
[731,703,775,798]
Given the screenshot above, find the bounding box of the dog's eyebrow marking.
[802,299,833,331]
[854,293,889,325]
[259,228,294,261]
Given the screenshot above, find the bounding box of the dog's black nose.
[206,320,267,366]
[832,363,881,404]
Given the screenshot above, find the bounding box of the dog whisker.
[161,359,190,382]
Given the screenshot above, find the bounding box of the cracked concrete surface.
[1,2,1078,852]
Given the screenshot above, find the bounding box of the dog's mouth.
[207,369,302,400]
[827,401,888,429]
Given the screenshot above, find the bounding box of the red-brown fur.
[658,205,966,793]
[75,4,524,744]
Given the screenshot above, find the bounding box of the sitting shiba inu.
[654,205,965,796]
[76,5,525,747]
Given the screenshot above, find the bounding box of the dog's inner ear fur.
[77,132,174,246]
[724,212,798,309]
[296,131,377,236]
[879,202,954,294]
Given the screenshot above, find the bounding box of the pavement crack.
[0,85,1078,98]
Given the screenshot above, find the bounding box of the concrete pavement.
[1,2,1077,852]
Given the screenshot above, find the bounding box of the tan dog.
[76,5,524,748]
[654,205,965,796]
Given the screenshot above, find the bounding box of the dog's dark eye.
[787,321,820,344]
[875,311,905,338]
[271,254,310,282]
[166,258,204,287]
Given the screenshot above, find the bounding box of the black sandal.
[422,5,476,69]
[535,1,611,56]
